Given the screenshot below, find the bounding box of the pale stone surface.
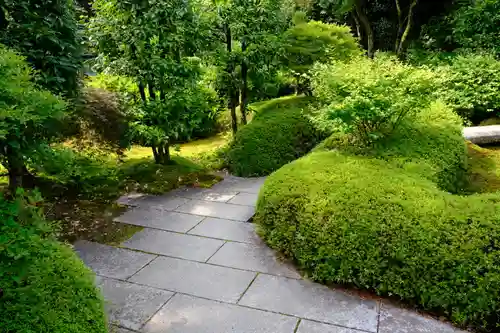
[379,303,465,333]
[132,195,189,211]
[297,320,366,333]
[115,208,204,232]
[463,125,500,144]
[74,240,155,279]
[122,228,224,261]
[142,294,298,333]
[175,200,255,221]
[129,256,256,303]
[187,217,260,244]
[239,274,379,332]
[208,242,300,278]
[227,192,259,206]
[98,277,173,330]
[172,187,238,202]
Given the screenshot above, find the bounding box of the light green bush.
[0,192,107,333]
[227,96,326,177]
[438,53,500,123]
[311,55,440,144]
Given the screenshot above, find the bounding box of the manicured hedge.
[0,193,107,333]
[227,96,326,177]
[254,103,500,331]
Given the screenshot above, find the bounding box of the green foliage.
[0,46,67,189]
[255,149,500,332]
[227,96,326,176]
[311,55,439,144]
[283,20,361,73]
[0,0,83,97]
[0,191,107,333]
[438,53,500,123]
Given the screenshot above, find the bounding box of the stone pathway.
[74,176,466,333]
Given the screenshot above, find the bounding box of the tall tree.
[89,0,215,164]
[0,0,83,97]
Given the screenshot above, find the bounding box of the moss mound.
[227,96,326,177]
[254,103,500,331]
[0,194,107,333]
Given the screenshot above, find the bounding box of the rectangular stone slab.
[208,242,301,278]
[227,192,259,206]
[142,293,298,333]
[187,217,260,244]
[122,228,224,261]
[129,256,256,303]
[74,240,156,280]
[175,200,255,221]
[239,274,379,332]
[378,303,464,333]
[297,320,365,333]
[115,208,204,233]
[98,277,173,330]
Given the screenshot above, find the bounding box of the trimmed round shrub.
[227,96,326,176]
[0,193,107,333]
[255,151,500,331]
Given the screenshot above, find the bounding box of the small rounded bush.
[227,96,326,177]
[0,194,107,333]
[254,151,500,331]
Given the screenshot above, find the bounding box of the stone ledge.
[463,125,500,144]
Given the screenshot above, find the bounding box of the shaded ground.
[466,143,500,193]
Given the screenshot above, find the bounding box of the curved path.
[74,176,466,333]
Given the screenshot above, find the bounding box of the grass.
[466,143,500,193]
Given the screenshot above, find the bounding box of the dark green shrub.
[227,96,326,177]
[0,192,107,333]
[255,150,500,332]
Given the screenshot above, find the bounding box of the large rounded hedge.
[227,96,326,177]
[254,104,500,331]
[0,194,107,333]
[255,151,500,331]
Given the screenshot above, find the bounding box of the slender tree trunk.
[396,0,418,57]
[354,1,375,58]
[394,0,404,52]
[148,81,156,100]
[163,143,170,163]
[225,21,239,134]
[6,146,33,191]
[138,82,147,102]
[240,39,248,125]
[352,12,362,39]
[152,145,160,164]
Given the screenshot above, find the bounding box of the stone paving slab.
[172,187,239,202]
[187,217,260,244]
[129,256,256,303]
[379,303,465,333]
[297,320,365,333]
[110,326,136,333]
[115,208,204,232]
[132,195,189,211]
[208,242,301,279]
[142,293,298,333]
[98,277,173,330]
[239,274,379,332]
[227,192,259,206]
[122,228,224,262]
[175,200,255,221]
[210,177,266,194]
[74,240,156,280]
[116,193,148,207]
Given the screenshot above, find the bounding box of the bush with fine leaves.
[227,96,326,177]
[0,192,107,333]
[311,55,439,144]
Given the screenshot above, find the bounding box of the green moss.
[227,96,326,177]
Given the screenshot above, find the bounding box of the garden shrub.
[0,191,107,333]
[227,95,326,177]
[311,55,440,144]
[437,53,500,124]
[255,150,500,332]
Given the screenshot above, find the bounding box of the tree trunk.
[352,12,362,39]
[240,39,248,126]
[354,1,375,58]
[396,0,418,57]
[394,0,404,53]
[163,143,170,163]
[224,22,239,134]
[6,147,33,191]
[152,145,160,164]
[148,81,156,101]
[138,82,147,102]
